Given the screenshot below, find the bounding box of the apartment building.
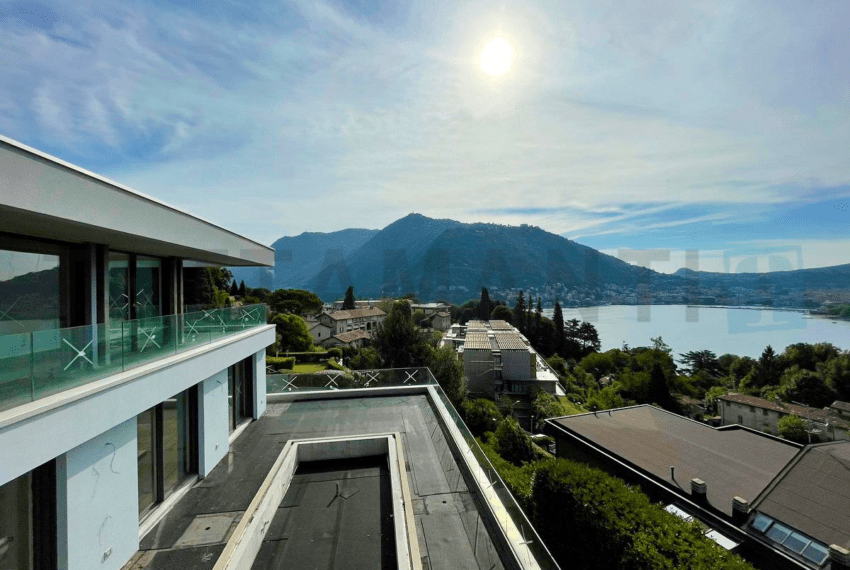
[0,136,276,570]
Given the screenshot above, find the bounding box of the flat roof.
[753,441,850,549]
[135,394,507,570]
[549,405,799,516]
[0,135,273,266]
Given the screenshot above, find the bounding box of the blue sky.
[2,0,849,273]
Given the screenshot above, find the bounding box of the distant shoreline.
[548,303,850,323]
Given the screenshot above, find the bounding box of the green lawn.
[556,397,588,416]
[291,362,330,373]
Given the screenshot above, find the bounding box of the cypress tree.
[238,280,246,297]
[513,291,526,333]
[554,300,565,355]
[343,285,356,310]
[230,281,239,296]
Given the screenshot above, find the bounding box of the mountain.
[233,214,850,306]
[230,228,378,291]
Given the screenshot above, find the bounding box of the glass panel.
[765,521,792,544]
[228,366,235,433]
[783,532,810,554]
[31,322,122,400]
[0,332,33,412]
[136,257,161,319]
[137,407,157,516]
[162,389,193,496]
[0,473,31,570]
[802,542,830,565]
[122,315,177,369]
[0,248,61,335]
[108,252,131,322]
[751,512,773,533]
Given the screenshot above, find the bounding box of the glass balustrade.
[0,304,267,412]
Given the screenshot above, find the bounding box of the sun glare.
[481,38,512,76]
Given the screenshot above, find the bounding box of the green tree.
[348,347,382,370]
[489,304,513,323]
[478,288,492,320]
[777,414,809,444]
[578,321,601,354]
[268,289,324,316]
[411,309,427,327]
[461,398,501,436]
[821,353,850,401]
[679,350,722,377]
[532,390,567,431]
[513,291,527,333]
[429,345,466,406]
[238,280,246,297]
[270,314,312,352]
[342,285,356,310]
[778,367,836,408]
[372,301,430,367]
[553,300,565,355]
[754,345,782,388]
[495,416,536,465]
[229,281,239,296]
[730,356,756,383]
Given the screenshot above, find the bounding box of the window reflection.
[136,257,161,319]
[0,249,60,335]
[108,252,130,322]
[0,473,31,570]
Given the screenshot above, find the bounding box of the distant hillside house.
[718,394,850,442]
[317,307,386,335]
[307,321,333,345]
[323,329,371,349]
[330,298,387,310]
[422,311,451,331]
[410,302,451,316]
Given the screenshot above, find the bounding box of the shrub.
[266,356,295,371]
[778,414,808,444]
[326,347,343,359]
[495,416,536,465]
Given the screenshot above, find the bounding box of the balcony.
[0,304,267,413]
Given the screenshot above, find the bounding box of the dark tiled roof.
[754,441,850,549]
[332,330,371,343]
[832,401,850,413]
[549,405,799,516]
[324,308,386,320]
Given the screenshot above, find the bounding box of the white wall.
[502,350,531,380]
[0,326,273,486]
[56,418,138,570]
[198,370,230,478]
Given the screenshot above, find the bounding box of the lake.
[542,305,850,358]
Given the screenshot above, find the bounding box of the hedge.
[266,356,295,371]
[530,460,754,570]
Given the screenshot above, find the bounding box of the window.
[0,463,57,570]
[763,409,769,416]
[0,239,64,335]
[749,512,830,566]
[749,405,755,412]
[138,387,197,518]
[738,415,743,424]
[228,358,253,433]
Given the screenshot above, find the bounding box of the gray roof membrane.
[129,394,505,570]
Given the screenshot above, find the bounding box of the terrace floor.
[123,394,506,570]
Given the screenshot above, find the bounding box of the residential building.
[329,298,386,310]
[718,394,850,442]
[410,302,451,315]
[307,320,333,345]
[322,329,371,349]
[0,136,276,570]
[316,307,386,335]
[421,311,451,331]
[545,405,850,570]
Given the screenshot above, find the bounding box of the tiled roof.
[718,394,814,416]
[464,332,492,350]
[494,332,527,350]
[324,308,386,320]
[488,320,513,330]
[720,394,850,430]
[832,401,850,413]
[332,330,371,343]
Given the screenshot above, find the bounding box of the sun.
[481,38,512,76]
